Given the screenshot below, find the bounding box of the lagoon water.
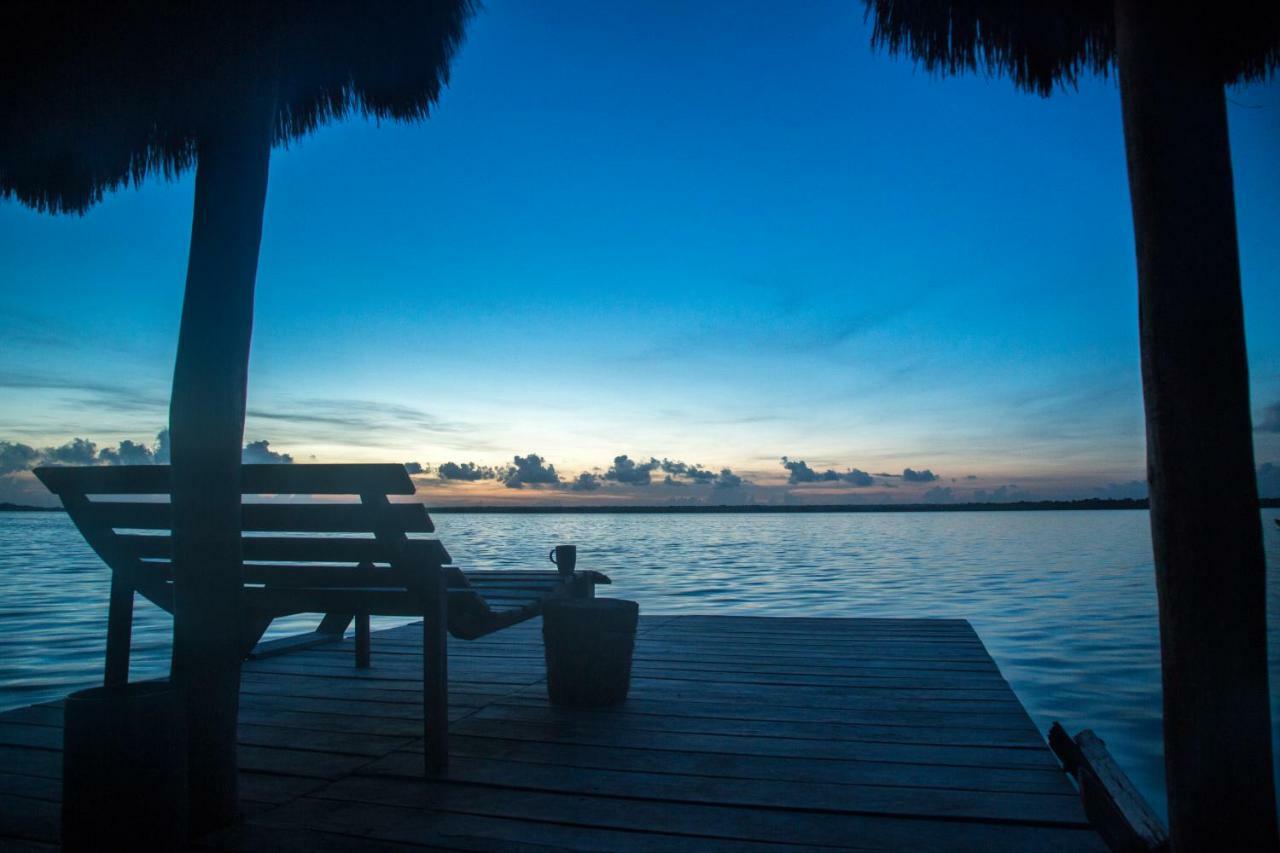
[2,508,1279,819]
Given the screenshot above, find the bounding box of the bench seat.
[33,462,609,775]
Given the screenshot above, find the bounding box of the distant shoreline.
[428,497,1280,514]
[6,498,1278,515]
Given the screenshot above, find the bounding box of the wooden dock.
[0,615,1106,851]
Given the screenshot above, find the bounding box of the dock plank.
[0,614,1103,851]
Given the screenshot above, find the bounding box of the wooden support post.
[1114,3,1277,849]
[103,573,134,686]
[423,566,449,776]
[168,89,275,835]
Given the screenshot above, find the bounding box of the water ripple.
[2,508,1279,821]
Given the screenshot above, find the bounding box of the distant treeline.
[6,498,1279,514]
[430,498,1280,514]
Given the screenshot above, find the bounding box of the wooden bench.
[33,463,609,774]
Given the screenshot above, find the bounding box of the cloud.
[568,472,602,491]
[43,438,101,466]
[780,457,874,486]
[712,468,744,489]
[403,462,426,475]
[3,429,293,471]
[921,486,955,503]
[606,455,660,486]
[1259,462,1280,498]
[437,461,496,481]
[98,440,155,466]
[843,469,874,487]
[902,468,938,483]
[659,458,727,484]
[242,440,293,464]
[0,442,41,475]
[1257,403,1280,433]
[4,430,166,472]
[500,454,561,489]
[0,372,167,415]
[247,398,486,451]
[782,457,833,483]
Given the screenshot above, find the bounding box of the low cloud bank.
[779,459,943,488]
[242,440,293,465]
[0,429,295,474]
[9,430,1273,503]
[437,455,569,487]
[781,457,873,486]
[437,461,497,481]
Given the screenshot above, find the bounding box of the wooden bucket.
[542,598,639,706]
[62,681,188,850]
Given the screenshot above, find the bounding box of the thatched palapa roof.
[863,1,1280,95]
[0,1,476,214]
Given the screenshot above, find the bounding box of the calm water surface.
[3,508,1279,820]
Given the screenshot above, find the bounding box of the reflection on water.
[2,508,1278,819]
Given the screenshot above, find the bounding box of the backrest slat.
[77,501,433,533]
[34,463,414,496]
[131,562,416,587]
[115,534,450,567]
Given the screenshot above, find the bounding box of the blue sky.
[2,0,1278,505]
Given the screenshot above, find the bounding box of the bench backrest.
[33,464,450,610]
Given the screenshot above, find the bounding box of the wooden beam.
[1050,723,1168,852]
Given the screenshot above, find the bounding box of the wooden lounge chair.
[33,463,609,774]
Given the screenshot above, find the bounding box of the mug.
[549,545,577,575]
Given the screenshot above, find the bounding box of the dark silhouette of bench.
[34,463,608,774]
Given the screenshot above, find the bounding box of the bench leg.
[316,612,354,637]
[355,611,371,668]
[423,572,449,776]
[104,574,134,686]
[240,614,273,659]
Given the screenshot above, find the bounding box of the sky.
[2,0,1278,507]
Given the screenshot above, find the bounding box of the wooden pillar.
[169,92,275,835]
[1113,2,1276,849]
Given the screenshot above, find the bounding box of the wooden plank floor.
[0,615,1106,851]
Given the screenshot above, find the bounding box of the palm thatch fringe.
[0,1,476,214]
[863,1,1279,96]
